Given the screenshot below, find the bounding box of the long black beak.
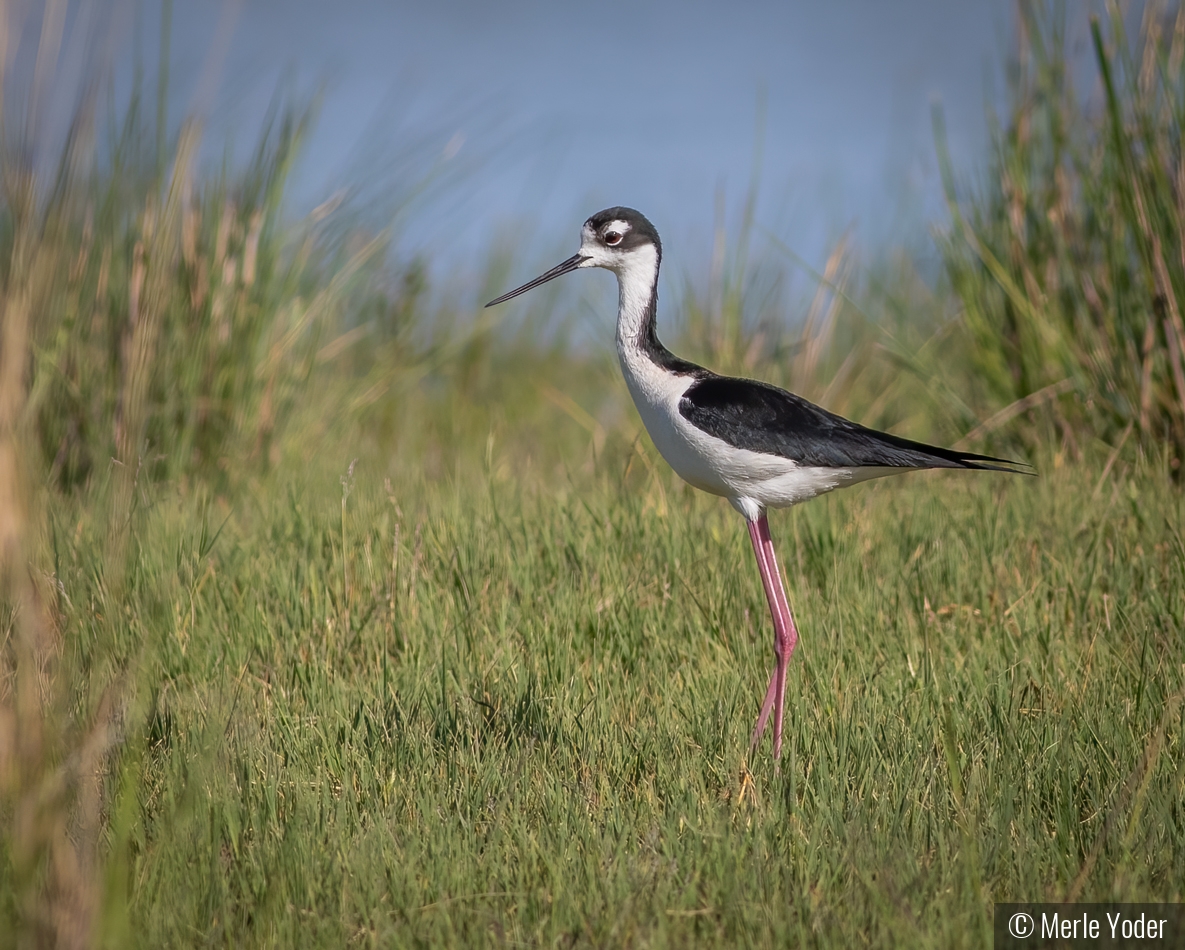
[485,253,587,307]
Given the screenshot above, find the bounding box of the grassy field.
[2,4,1185,948]
[35,419,1185,948]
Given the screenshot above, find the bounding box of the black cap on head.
[585,207,661,256]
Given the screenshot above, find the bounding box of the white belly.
[617,348,895,516]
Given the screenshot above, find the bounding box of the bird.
[486,206,1025,763]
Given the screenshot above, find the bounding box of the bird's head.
[577,207,662,271]
[485,206,661,307]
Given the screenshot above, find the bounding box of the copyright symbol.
[1008,912,1035,938]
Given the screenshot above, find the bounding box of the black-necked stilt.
[487,207,1025,763]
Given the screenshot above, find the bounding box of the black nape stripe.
[638,280,705,377]
[593,207,703,377]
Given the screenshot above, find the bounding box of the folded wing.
[679,375,1027,472]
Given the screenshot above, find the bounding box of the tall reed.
[937,2,1185,464]
[0,5,383,944]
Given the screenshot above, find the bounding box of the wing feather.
[678,376,1026,472]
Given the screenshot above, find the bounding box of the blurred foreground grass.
[1,3,1184,948]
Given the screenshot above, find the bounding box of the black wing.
[679,375,1027,472]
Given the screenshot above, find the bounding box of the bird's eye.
[604,231,623,246]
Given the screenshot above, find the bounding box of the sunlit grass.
[43,425,1185,948]
[2,3,1184,948]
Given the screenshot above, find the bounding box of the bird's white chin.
[576,250,612,269]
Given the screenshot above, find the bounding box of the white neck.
[612,243,660,359]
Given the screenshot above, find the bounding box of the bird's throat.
[613,243,661,360]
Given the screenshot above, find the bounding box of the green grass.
[2,3,1185,947]
[33,424,1179,948]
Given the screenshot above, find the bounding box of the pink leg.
[746,513,799,761]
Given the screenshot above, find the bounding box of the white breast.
[616,346,724,493]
